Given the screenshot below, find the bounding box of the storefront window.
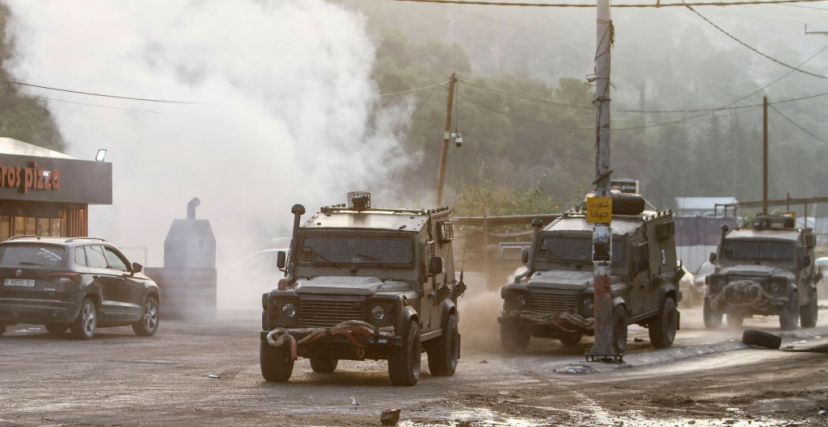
[0,216,9,241]
[24,217,36,235]
[0,216,66,240]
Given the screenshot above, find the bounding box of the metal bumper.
[709,281,789,313]
[260,327,402,361]
[498,310,592,332]
[0,298,79,325]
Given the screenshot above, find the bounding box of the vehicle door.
[103,245,143,321]
[628,241,649,316]
[83,244,126,322]
[419,241,433,332]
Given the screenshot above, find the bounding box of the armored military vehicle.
[260,192,465,386]
[499,191,682,353]
[704,214,818,330]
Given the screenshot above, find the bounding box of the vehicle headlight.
[770,279,788,295]
[582,298,594,315]
[281,303,297,318]
[515,294,527,308]
[371,305,386,321]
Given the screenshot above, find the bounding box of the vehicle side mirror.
[429,256,444,275]
[709,252,717,264]
[131,262,143,273]
[521,248,529,265]
[276,251,287,271]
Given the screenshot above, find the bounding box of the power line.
[390,0,828,8]
[460,79,593,110]
[456,92,593,131]
[37,96,204,117]
[1,79,217,105]
[770,104,828,144]
[460,71,828,115]
[377,80,449,97]
[683,3,828,80]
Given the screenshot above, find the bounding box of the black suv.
[0,237,160,339]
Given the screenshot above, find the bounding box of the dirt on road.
[1,300,827,427]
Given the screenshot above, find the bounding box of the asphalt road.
[1,300,826,426]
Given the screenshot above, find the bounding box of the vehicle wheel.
[557,330,583,346]
[742,329,781,349]
[499,323,530,353]
[649,297,678,349]
[70,298,97,340]
[613,305,628,353]
[388,321,421,386]
[309,358,338,373]
[260,340,294,382]
[132,296,160,337]
[703,298,723,329]
[427,313,460,376]
[726,312,744,329]
[779,293,799,331]
[45,323,68,337]
[800,289,819,328]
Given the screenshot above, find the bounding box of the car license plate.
[4,278,35,288]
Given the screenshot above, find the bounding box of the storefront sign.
[0,162,61,194]
[0,153,111,205]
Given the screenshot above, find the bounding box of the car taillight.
[49,272,81,284]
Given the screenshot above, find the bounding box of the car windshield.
[297,230,413,267]
[538,235,624,264]
[0,244,66,267]
[721,239,794,262]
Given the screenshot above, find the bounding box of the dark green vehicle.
[260,192,465,386]
[705,215,819,330]
[499,192,682,353]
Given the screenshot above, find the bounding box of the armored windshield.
[538,235,624,264]
[297,230,414,268]
[721,239,795,262]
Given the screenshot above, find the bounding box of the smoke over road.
[5,0,413,309]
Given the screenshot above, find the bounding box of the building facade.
[0,138,111,239]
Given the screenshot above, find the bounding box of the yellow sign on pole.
[586,196,613,224]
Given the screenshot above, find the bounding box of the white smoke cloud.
[5,0,413,309]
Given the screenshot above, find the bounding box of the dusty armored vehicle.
[499,192,682,353]
[704,215,818,330]
[260,192,465,386]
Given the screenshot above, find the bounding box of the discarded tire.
[742,329,781,349]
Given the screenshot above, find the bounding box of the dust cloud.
[4,0,413,310]
[459,272,505,352]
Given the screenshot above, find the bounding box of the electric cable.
[683,2,828,80]
[377,80,450,97]
[36,96,205,116]
[770,104,828,144]
[1,79,216,104]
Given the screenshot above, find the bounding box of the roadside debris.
[554,364,597,375]
[380,409,401,426]
[742,329,781,349]
[207,374,220,379]
[350,396,360,406]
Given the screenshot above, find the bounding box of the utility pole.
[763,96,768,215]
[436,73,458,206]
[587,0,618,361]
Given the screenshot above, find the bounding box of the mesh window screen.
[300,231,413,266]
